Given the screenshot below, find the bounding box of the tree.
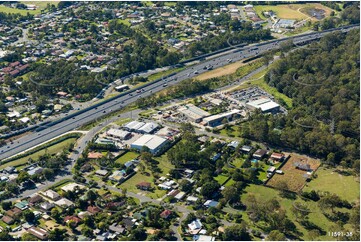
[0,231,13,241]
[179,179,192,193]
[223,223,251,241]
[42,168,54,180]
[180,122,195,134]
[129,226,147,241]
[2,201,12,210]
[86,189,98,203]
[51,208,61,221]
[221,186,239,203]
[23,210,35,223]
[81,226,93,238]
[140,151,153,163]
[267,230,286,241]
[48,228,67,241]
[201,180,220,199]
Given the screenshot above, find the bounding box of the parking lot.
[229,87,274,103]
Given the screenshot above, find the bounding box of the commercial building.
[246,98,280,113]
[115,84,129,92]
[202,109,241,127]
[138,122,159,134]
[124,121,146,131]
[130,134,168,154]
[106,128,131,140]
[124,121,159,134]
[179,104,210,122]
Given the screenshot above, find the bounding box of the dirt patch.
[267,153,321,192]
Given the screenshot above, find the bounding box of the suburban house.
[294,162,312,171]
[42,190,61,201]
[160,209,172,219]
[27,227,49,240]
[253,149,267,159]
[136,182,151,191]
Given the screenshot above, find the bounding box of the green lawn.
[118,154,174,199]
[115,151,139,165]
[235,60,264,78]
[220,126,241,137]
[214,174,230,186]
[118,19,131,26]
[154,154,175,176]
[0,1,59,15]
[0,137,78,169]
[241,184,351,240]
[232,158,245,168]
[147,67,185,82]
[303,167,360,203]
[224,178,235,187]
[254,4,308,20]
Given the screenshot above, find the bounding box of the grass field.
[266,153,321,192]
[220,126,241,137]
[118,172,166,199]
[0,137,78,169]
[254,3,333,22]
[214,174,230,185]
[231,157,245,168]
[303,167,360,203]
[0,1,59,15]
[115,151,139,165]
[241,184,347,241]
[117,19,131,26]
[254,4,308,20]
[154,154,175,176]
[118,154,174,199]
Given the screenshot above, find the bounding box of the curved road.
[0,25,358,160]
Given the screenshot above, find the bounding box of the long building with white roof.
[130,134,168,154]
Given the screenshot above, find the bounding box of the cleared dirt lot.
[266,153,321,192]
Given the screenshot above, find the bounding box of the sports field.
[254,3,333,21]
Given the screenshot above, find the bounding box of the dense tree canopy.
[241,30,359,168]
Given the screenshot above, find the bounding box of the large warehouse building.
[131,134,169,154]
[203,109,241,127]
[246,98,280,113]
[178,104,211,123]
[124,121,159,134]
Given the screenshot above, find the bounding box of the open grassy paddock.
[266,153,321,192]
[241,184,352,241]
[117,154,174,199]
[303,167,360,203]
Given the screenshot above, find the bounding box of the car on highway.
[163,83,167,87]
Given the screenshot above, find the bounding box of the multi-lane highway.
[0,24,358,160]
